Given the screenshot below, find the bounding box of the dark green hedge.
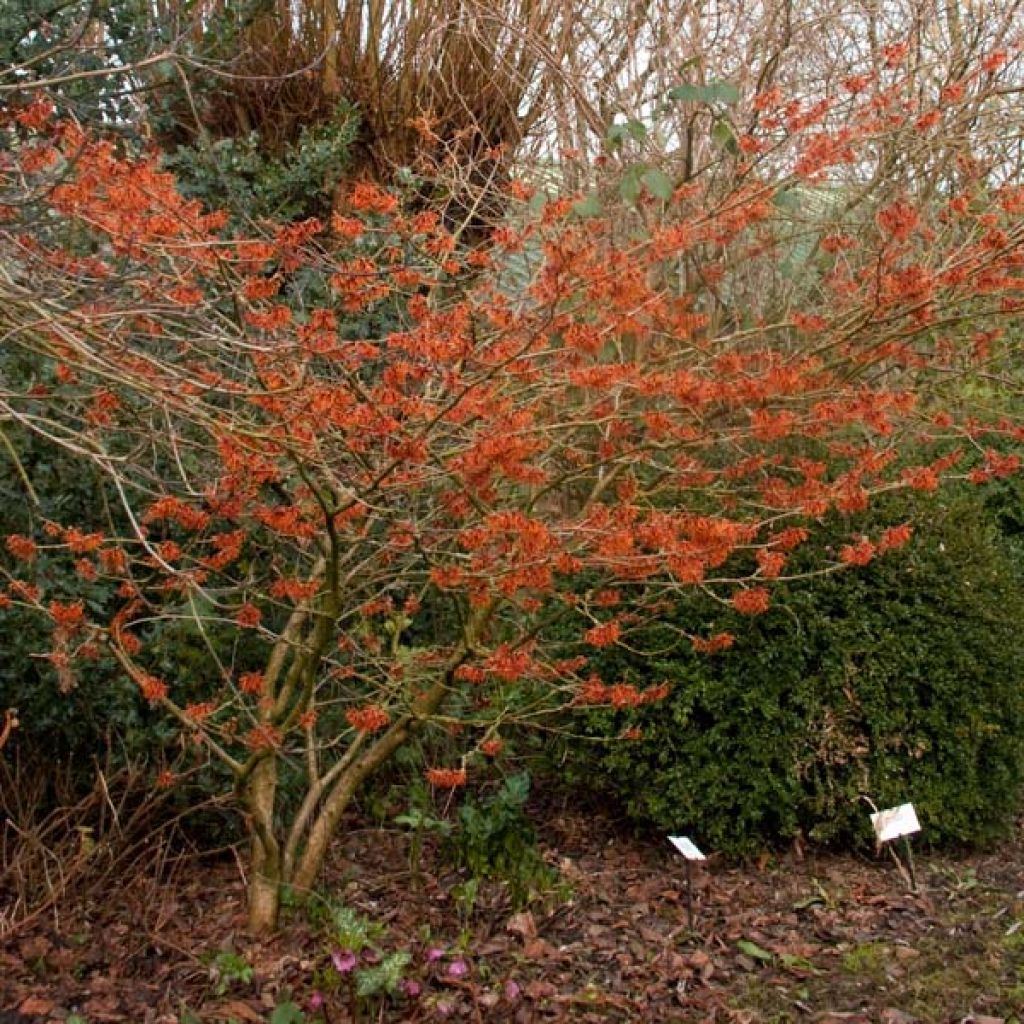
[564,490,1024,853]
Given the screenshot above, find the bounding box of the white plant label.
[668,836,706,861]
[870,803,921,843]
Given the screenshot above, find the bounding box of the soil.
[2,801,1022,1023]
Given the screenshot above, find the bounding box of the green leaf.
[712,81,742,104]
[503,771,531,804]
[625,119,648,142]
[528,190,548,215]
[572,193,604,218]
[772,187,802,213]
[606,124,627,149]
[668,80,741,105]
[667,84,702,102]
[270,1002,305,1024]
[619,167,643,205]
[641,168,675,202]
[711,119,739,154]
[780,953,820,974]
[737,939,774,962]
[606,119,647,150]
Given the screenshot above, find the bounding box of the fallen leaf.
[525,978,559,999]
[880,1010,918,1024]
[18,995,55,1016]
[208,1000,264,1022]
[506,910,537,941]
[736,939,773,962]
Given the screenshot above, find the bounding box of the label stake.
[668,836,706,930]
[869,803,921,893]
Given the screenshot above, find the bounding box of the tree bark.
[245,755,282,933]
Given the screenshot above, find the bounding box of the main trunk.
[244,756,282,933]
[247,858,281,934]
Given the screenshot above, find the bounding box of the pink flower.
[331,949,358,974]
[309,991,325,1011]
[425,946,445,962]
[401,978,422,997]
[504,979,521,1001]
[447,959,468,978]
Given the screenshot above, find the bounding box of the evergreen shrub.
[564,491,1024,853]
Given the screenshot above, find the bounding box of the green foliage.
[0,0,165,133]
[565,490,1024,853]
[667,80,742,105]
[206,950,254,995]
[445,772,556,908]
[0,399,144,764]
[164,107,359,225]
[0,356,246,837]
[269,1003,306,1024]
[303,898,414,1017]
[323,903,385,954]
[354,952,413,999]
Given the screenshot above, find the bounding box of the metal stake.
[685,858,694,930]
[902,835,918,893]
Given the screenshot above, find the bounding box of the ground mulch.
[2,803,1022,1023]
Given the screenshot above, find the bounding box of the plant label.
[668,836,706,861]
[870,803,921,843]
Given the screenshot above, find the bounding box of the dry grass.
[0,748,234,939]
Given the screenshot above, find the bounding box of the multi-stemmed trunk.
[240,677,455,933]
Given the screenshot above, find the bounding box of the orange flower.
[139,674,168,703]
[608,683,643,708]
[731,587,770,615]
[584,620,621,647]
[118,631,141,655]
[63,528,103,554]
[241,275,280,301]
[269,577,320,602]
[774,527,809,551]
[878,524,913,552]
[5,535,36,561]
[691,632,735,654]
[756,550,786,578]
[99,547,128,574]
[238,671,265,695]
[9,580,41,603]
[876,200,919,244]
[840,539,876,566]
[236,603,262,628]
[74,558,97,581]
[49,599,85,631]
[345,705,390,733]
[349,181,399,216]
[331,214,364,241]
[426,767,467,788]
[244,724,281,750]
